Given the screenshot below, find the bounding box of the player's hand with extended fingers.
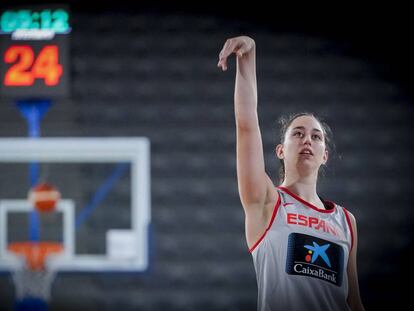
[217,36,255,71]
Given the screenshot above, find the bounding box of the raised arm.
[218,36,277,235]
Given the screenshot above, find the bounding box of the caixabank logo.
[285,233,344,286]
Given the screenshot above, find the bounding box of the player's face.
[277,116,328,174]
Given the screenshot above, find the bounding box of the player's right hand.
[217,36,255,71]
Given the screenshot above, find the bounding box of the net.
[8,242,63,301]
[12,269,56,300]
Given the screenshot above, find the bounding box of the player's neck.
[280,176,321,206]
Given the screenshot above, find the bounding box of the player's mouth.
[299,148,313,156]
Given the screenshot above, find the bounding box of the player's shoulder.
[339,205,357,230]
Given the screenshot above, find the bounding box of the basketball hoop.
[8,242,63,301]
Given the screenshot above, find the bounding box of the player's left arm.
[346,211,366,311]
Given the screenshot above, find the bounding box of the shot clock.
[0,5,70,98]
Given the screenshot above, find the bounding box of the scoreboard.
[0,5,70,98]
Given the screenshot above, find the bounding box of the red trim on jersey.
[276,186,335,213]
[249,194,281,253]
[342,207,354,252]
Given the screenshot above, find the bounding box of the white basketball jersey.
[250,186,354,311]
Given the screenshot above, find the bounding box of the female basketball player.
[218,36,365,311]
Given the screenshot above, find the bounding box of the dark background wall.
[0,2,413,310]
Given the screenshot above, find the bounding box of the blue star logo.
[304,242,331,267]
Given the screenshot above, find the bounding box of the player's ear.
[322,149,328,165]
[275,144,284,160]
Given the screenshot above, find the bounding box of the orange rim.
[8,242,63,271]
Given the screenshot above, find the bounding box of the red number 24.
[4,45,63,86]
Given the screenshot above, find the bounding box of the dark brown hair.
[277,112,336,183]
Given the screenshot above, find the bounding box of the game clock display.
[0,6,70,98]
